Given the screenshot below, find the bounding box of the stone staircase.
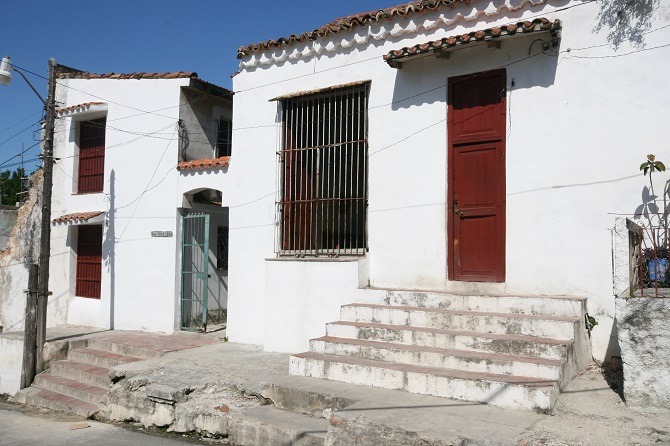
[14,336,162,417]
[290,288,592,412]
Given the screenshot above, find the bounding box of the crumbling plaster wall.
[0,170,68,334]
[0,170,42,334]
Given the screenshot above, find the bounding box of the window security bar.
[276,83,369,257]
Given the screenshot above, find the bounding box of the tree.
[0,167,28,206]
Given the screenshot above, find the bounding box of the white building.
[226,0,670,404]
[48,65,233,333]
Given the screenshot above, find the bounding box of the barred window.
[216,118,232,157]
[216,226,229,270]
[278,83,369,256]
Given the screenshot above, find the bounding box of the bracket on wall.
[434,48,451,59]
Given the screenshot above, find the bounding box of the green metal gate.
[181,211,210,331]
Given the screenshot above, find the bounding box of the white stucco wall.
[50,77,191,333]
[229,0,670,359]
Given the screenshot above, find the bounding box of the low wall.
[0,334,23,396]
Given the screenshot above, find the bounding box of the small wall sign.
[151,231,173,238]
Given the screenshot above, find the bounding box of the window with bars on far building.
[216,118,232,158]
[278,82,369,257]
[217,226,229,270]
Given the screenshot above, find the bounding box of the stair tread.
[313,336,564,366]
[329,320,572,344]
[293,351,557,387]
[51,359,110,376]
[344,303,579,322]
[35,373,108,396]
[71,347,144,363]
[364,287,587,302]
[32,387,99,414]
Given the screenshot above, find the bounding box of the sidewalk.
[95,337,670,446]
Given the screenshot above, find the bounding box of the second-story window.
[216,118,232,158]
[78,117,106,193]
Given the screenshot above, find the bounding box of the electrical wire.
[0,141,41,169]
[116,126,177,241]
[0,111,43,136]
[0,119,42,149]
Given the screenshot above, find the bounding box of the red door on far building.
[448,69,506,282]
[76,225,103,298]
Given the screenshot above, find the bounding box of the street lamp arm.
[12,67,47,106]
[0,56,47,106]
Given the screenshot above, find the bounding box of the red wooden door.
[78,118,106,193]
[448,70,506,282]
[76,225,103,298]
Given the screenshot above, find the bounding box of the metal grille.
[216,118,232,157]
[217,226,229,270]
[277,83,369,257]
[181,212,209,331]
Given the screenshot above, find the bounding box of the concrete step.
[87,338,164,360]
[310,336,563,381]
[326,320,571,360]
[49,360,111,387]
[290,351,559,411]
[68,347,144,369]
[229,405,328,446]
[357,288,587,318]
[33,373,107,405]
[341,303,579,339]
[13,386,99,418]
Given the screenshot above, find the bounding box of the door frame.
[447,69,507,283]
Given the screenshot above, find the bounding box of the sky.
[0,0,395,172]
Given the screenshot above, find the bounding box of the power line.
[561,42,670,60]
[10,63,180,121]
[233,0,597,94]
[0,140,41,169]
[0,119,42,149]
[0,157,41,170]
[116,126,177,241]
[0,111,43,136]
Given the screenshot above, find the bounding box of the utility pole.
[35,58,56,373]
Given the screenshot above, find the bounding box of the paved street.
[0,400,202,446]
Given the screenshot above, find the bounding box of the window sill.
[73,191,104,196]
[266,256,364,263]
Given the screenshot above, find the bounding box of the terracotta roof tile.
[238,0,471,59]
[177,156,231,171]
[56,102,106,116]
[54,64,233,97]
[55,64,197,80]
[383,18,561,66]
[53,211,104,224]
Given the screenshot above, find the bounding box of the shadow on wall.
[594,0,661,49]
[102,169,116,329]
[390,36,561,111]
